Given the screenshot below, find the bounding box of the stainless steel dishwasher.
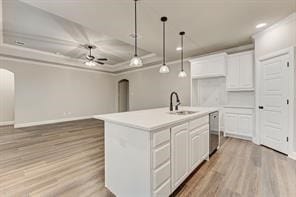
[209,111,219,156]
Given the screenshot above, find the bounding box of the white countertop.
[94,106,218,131]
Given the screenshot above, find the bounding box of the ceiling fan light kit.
[84,45,108,66]
[130,0,143,67]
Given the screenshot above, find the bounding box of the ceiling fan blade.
[95,61,105,65]
[97,58,108,61]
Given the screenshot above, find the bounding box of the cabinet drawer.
[189,116,209,130]
[153,143,170,169]
[153,161,170,190]
[153,178,170,197]
[153,129,170,147]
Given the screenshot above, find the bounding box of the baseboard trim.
[224,133,252,141]
[14,116,93,128]
[288,152,296,160]
[0,121,14,126]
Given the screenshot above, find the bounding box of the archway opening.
[118,79,129,112]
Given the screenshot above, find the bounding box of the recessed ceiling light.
[256,23,267,29]
[15,41,24,46]
[176,46,182,51]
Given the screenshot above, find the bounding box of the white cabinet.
[226,51,254,91]
[189,124,209,172]
[171,116,210,191]
[189,53,227,79]
[224,107,254,139]
[189,130,201,171]
[171,123,189,190]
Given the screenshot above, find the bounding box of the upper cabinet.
[189,53,227,79]
[226,51,254,91]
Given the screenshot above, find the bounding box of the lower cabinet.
[189,125,209,172]
[171,123,189,190]
[169,116,209,193]
[224,107,254,139]
[151,115,210,197]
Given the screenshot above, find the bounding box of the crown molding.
[115,44,254,76]
[0,44,117,75]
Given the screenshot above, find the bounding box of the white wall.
[0,68,14,124]
[254,13,296,58]
[0,57,116,127]
[116,62,191,111]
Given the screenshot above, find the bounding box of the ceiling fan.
[83,45,108,67]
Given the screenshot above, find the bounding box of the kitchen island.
[94,106,218,197]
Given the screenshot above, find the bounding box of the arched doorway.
[0,69,15,126]
[118,79,129,112]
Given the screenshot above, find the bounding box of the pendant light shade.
[130,0,143,67]
[159,16,169,73]
[178,70,187,78]
[178,31,187,78]
[159,65,169,73]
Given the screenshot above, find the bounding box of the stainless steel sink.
[168,110,199,115]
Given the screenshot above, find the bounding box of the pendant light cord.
[163,21,165,65]
[134,0,138,57]
[181,34,184,71]
[180,31,185,71]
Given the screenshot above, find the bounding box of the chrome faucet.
[170,92,181,111]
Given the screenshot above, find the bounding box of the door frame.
[255,47,295,156]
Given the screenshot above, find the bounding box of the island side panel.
[105,121,151,197]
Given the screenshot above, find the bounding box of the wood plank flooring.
[0,119,295,197]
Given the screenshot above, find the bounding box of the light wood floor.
[0,119,295,197]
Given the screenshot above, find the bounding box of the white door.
[200,130,209,159]
[171,124,188,190]
[189,131,201,171]
[259,54,289,154]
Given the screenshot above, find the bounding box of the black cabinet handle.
[259,106,264,109]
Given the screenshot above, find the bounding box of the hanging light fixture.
[130,0,143,67]
[178,31,187,78]
[159,16,169,73]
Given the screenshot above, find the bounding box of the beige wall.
[0,57,116,126]
[116,62,191,111]
[0,68,14,124]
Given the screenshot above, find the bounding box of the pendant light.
[159,16,169,73]
[178,31,187,78]
[130,0,143,67]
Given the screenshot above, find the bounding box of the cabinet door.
[200,130,209,160]
[227,56,239,89]
[189,131,202,172]
[224,113,238,135]
[239,53,253,89]
[171,124,188,190]
[238,114,253,137]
